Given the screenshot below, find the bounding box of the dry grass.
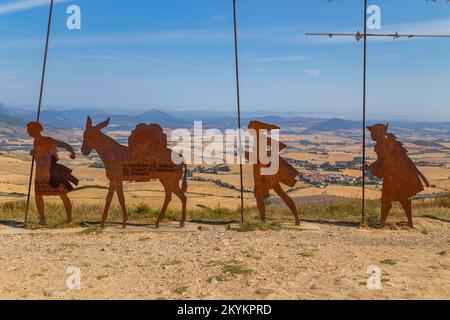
[1,193,448,229]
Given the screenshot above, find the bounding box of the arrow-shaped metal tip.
[355,31,363,42]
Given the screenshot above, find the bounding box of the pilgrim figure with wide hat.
[367,123,429,228]
[246,120,301,225]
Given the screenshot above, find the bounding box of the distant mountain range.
[302,118,360,134]
[0,103,187,133]
[1,102,449,138]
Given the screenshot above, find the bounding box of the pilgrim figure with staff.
[27,121,79,226]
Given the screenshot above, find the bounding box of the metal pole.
[362,0,368,225]
[24,0,54,226]
[305,3,450,226]
[233,0,245,223]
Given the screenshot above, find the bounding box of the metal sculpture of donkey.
[81,117,188,229]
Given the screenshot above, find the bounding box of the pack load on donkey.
[124,123,176,181]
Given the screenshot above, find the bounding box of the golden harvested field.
[0,129,448,211]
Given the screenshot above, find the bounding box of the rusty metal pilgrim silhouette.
[367,124,430,228]
[306,0,450,225]
[81,117,188,229]
[246,120,301,226]
[27,121,79,226]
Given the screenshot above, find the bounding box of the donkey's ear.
[96,117,111,130]
[86,116,92,129]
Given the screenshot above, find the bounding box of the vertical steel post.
[361,0,368,225]
[233,0,245,223]
[25,0,55,226]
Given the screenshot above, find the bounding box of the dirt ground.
[0,217,449,300]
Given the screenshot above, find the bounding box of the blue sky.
[0,0,449,121]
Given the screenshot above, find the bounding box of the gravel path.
[0,218,449,300]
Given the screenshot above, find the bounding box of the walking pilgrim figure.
[27,121,79,226]
[246,120,301,226]
[366,124,430,228]
[306,0,450,225]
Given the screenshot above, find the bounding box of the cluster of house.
[288,157,381,188]
[287,157,363,172]
[298,172,362,188]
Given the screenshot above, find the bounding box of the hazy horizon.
[3,101,449,123]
